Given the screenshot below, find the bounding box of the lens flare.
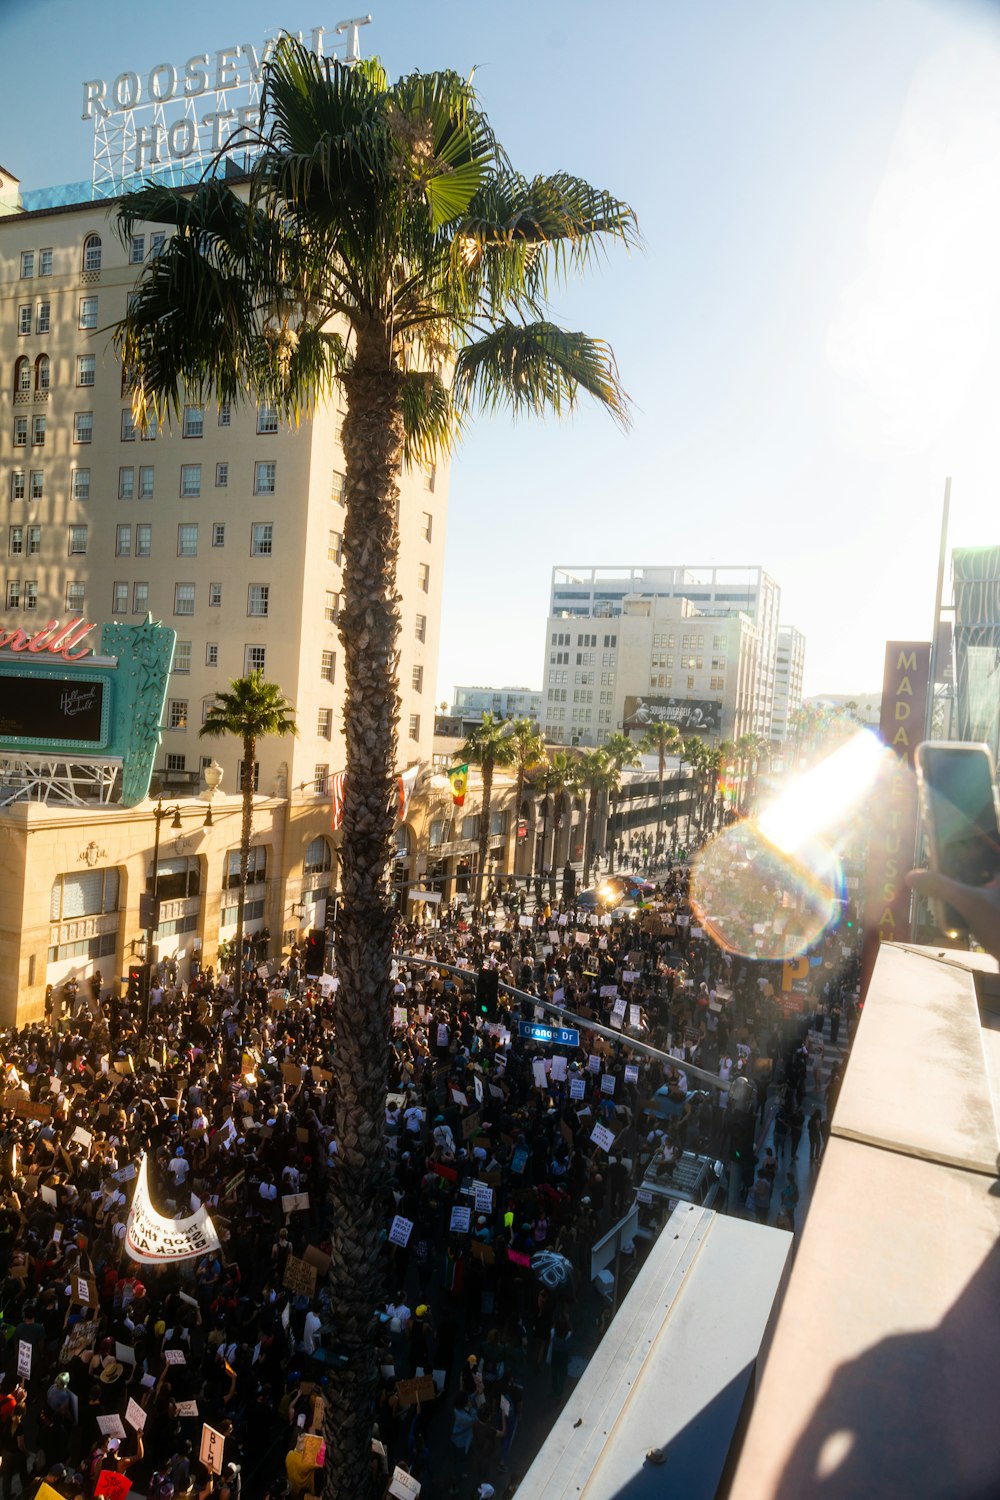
[690,730,885,960]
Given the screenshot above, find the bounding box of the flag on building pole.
[330,772,347,831]
[447,764,469,806]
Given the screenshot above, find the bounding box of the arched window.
[35,355,49,392]
[13,356,29,393]
[83,234,102,271]
[304,836,332,876]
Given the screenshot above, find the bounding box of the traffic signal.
[127,963,149,1003]
[476,966,500,1021]
[304,929,325,977]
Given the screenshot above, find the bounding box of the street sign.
[518,1020,580,1049]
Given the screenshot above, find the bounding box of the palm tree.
[601,732,641,869]
[535,751,576,897]
[639,720,682,853]
[571,748,614,887]
[505,719,546,878]
[199,671,297,1005]
[115,39,634,1496]
[681,736,709,833]
[455,713,517,908]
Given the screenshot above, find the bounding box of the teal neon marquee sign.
[0,616,175,806]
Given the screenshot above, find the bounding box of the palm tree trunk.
[657,746,665,852]
[583,793,595,887]
[549,807,562,901]
[509,764,525,881]
[235,732,255,1009]
[326,326,402,1500]
[475,761,493,910]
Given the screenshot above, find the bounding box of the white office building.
[770,625,806,741]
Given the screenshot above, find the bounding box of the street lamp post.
[142,798,214,1028]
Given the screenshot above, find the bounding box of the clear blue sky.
[8,0,1000,703]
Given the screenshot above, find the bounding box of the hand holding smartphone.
[914,741,1000,939]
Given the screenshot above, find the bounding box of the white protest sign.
[71,1125,93,1150]
[449,1206,471,1233]
[164,1349,186,1365]
[612,997,627,1018]
[125,1397,147,1431]
[451,1089,468,1108]
[115,1342,136,1366]
[624,1064,640,1085]
[590,1123,615,1152]
[16,1340,31,1379]
[97,1414,126,1438]
[569,1077,586,1100]
[531,1060,548,1090]
[637,1187,653,1204]
[200,1423,226,1475]
[550,1055,567,1082]
[600,985,618,999]
[389,1465,422,1500]
[436,1025,449,1047]
[587,1054,602,1074]
[176,1399,199,1416]
[393,1007,407,1027]
[388,1215,413,1248]
[519,914,533,928]
[629,1004,641,1027]
[600,1073,616,1095]
[474,1184,493,1213]
[473,1073,484,1103]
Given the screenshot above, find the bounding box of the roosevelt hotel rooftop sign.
[81,16,371,197]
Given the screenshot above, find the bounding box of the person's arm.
[906,870,1000,961]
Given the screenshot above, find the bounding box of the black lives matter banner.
[623,696,721,736]
[0,673,106,744]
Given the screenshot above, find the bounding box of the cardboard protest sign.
[281,1192,310,1216]
[461,1111,480,1140]
[283,1254,318,1297]
[200,1423,226,1475]
[394,1376,435,1408]
[470,1239,494,1264]
[281,1062,302,1086]
[303,1243,332,1276]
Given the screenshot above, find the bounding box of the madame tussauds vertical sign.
[861,642,931,982]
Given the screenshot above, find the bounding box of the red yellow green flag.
[447,763,469,806]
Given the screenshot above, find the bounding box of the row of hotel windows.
[548,671,616,687]
[6,520,277,558]
[545,707,615,724]
[4,579,268,614]
[549,632,618,649]
[9,459,277,500]
[648,674,726,692]
[548,688,616,704]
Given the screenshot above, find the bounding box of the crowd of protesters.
[0,856,860,1500]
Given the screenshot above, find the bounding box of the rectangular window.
[119,467,135,500]
[177,523,199,557]
[328,530,342,564]
[421,510,433,541]
[710,675,725,691]
[141,413,158,440]
[411,664,424,692]
[215,462,228,488]
[324,591,338,622]
[218,402,231,427]
[182,405,204,438]
[257,402,279,434]
[138,465,154,499]
[133,582,149,614]
[250,522,272,556]
[130,234,145,264]
[79,296,98,330]
[415,613,427,643]
[150,232,165,258]
[18,305,31,335]
[26,580,38,612]
[174,583,195,616]
[35,301,50,334]
[333,409,345,441]
[244,644,266,674]
[112,582,129,614]
[165,753,186,773]
[74,412,93,444]
[205,642,219,666]
[6,581,20,609]
[8,527,23,556]
[254,460,276,494]
[209,583,222,607]
[321,649,336,682]
[24,526,38,556]
[13,417,27,448]
[72,468,91,502]
[172,641,192,674]
[408,713,420,740]
[237,761,261,794]
[418,563,429,593]
[77,353,96,387]
[135,523,152,557]
[212,522,225,548]
[39,249,52,276]
[168,699,188,730]
[331,470,345,503]
[180,464,201,497]
[68,525,88,556]
[423,464,436,492]
[317,707,333,739]
[31,415,45,446]
[247,584,269,616]
[314,764,329,793]
[121,410,136,442]
[20,251,34,278]
[65,582,85,612]
[29,472,43,501]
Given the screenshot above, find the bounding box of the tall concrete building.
[541,564,780,746]
[770,625,806,741]
[0,180,447,799]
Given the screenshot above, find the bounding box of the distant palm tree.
[601,733,641,869]
[535,751,576,896]
[505,719,546,876]
[199,671,297,1003]
[572,748,614,887]
[639,721,682,851]
[455,714,517,908]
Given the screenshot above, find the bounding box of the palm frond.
[455,321,630,427]
[400,370,459,465]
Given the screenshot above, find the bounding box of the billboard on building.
[623,696,721,736]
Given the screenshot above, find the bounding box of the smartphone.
[915,741,1000,935]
